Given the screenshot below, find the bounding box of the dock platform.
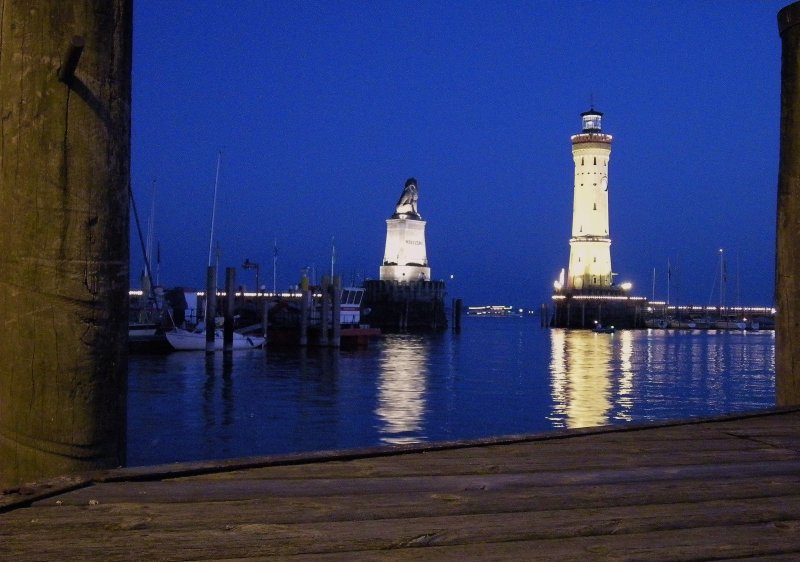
[3,407,800,560]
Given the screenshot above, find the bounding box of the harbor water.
[127,318,776,467]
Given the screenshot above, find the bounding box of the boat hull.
[166,329,265,351]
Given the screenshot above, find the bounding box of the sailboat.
[129,179,167,347]
[713,248,746,330]
[165,324,265,351]
[644,262,673,329]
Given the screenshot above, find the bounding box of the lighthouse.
[566,108,613,290]
[551,109,643,329]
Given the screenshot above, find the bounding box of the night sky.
[131,1,787,308]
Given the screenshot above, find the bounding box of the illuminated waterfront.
[127,318,775,466]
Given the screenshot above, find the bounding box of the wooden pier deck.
[2,407,800,560]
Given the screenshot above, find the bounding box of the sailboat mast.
[145,178,156,279]
[666,259,671,307]
[273,238,278,295]
[207,151,222,267]
[651,267,656,301]
[719,248,726,313]
[331,236,335,279]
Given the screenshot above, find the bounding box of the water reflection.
[202,354,235,432]
[549,329,614,428]
[548,329,775,429]
[617,330,635,422]
[128,322,775,467]
[376,334,429,444]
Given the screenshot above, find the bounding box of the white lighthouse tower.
[566,108,614,291]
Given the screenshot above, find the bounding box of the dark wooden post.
[778,2,800,406]
[453,298,463,333]
[206,266,217,354]
[299,289,309,346]
[0,2,132,487]
[224,267,236,353]
[320,275,330,346]
[331,275,341,347]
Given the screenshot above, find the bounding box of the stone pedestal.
[379,217,431,282]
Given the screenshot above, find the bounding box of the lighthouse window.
[593,157,597,165]
[581,157,584,165]
[593,203,596,210]
[583,114,601,130]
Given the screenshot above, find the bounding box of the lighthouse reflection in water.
[128,319,775,466]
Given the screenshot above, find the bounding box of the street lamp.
[242,259,260,293]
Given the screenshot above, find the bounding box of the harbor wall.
[549,294,646,329]
[362,279,447,331]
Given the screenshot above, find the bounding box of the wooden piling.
[268,298,270,341]
[320,276,330,346]
[332,275,341,347]
[0,2,132,488]
[206,266,217,355]
[777,1,800,406]
[299,289,309,346]
[224,267,235,353]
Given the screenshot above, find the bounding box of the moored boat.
[668,318,697,329]
[644,317,669,329]
[715,315,747,330]
[165,325,265,351]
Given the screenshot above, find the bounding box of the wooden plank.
[8,476,799,531]
[193,445,800,481]
[14,457,797,513]
[276,523,800,561]
[30,466,800,509]
[188,456,800,490]
[3,497,800,559]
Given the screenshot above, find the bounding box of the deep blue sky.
[131,1,787,308]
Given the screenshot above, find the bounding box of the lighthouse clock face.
[600,176,608,191]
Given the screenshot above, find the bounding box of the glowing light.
[553,268,566,291]
[620,282,632,291]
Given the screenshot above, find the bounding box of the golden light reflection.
[548,329,613,428]
[376,336,428,445]
[616,330,634,422]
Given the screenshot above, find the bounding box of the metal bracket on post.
[58,35,85,84]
